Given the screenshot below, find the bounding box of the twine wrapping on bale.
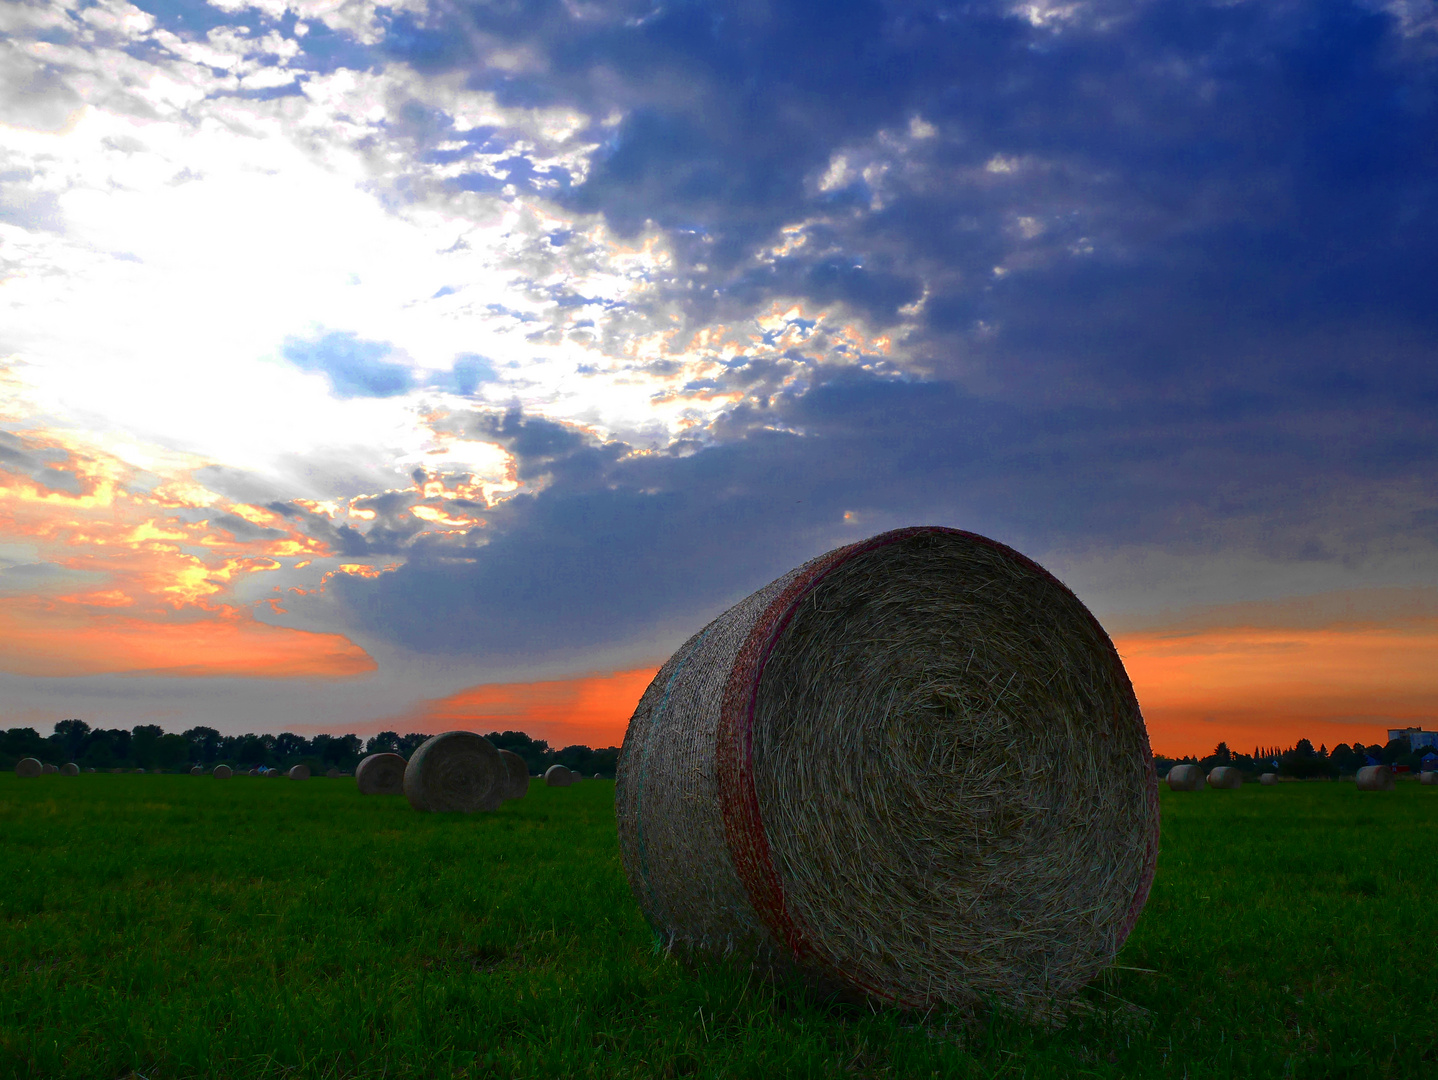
[213,765,233,779]
[356,753,406,795]
[615,526,1158,1010]
[403,732,503,813]
[289,764,310,781]
[1207,766,1243,790]
[1260,773,1278,786]
[544,764,574,788]
[62,763,80,776]
[1356,765,1395,792]
[1421,771,1438,786]
[497,749,530,801]
[1166,764,1204,791]
[15,758,42,778]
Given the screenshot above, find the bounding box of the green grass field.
[1,773,1434,1079]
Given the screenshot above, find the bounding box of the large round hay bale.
[403,732,503,812]
[213,765,233,779]
[1207,766,1243,789]
[15,758,42,778]
[190,766,204,776]
[615,526,1157,1010]
[1166,764,1204,791]
[326,767,340,779]
[497,749,529,801]
[355,753,407,794]
[61,762,79,776]
[42,763,58,774]
[1421,771,1437,786]
[288,764,310,780]
[1259,772,1278,785]
[544,764,574,787]
[1356,765,1395,792]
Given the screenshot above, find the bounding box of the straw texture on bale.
[544,764,574,787]
[615,526,1158,1010]
[497,749,530,801]
[1356,765,1395,792]
[289,764,310,780]
[15,757,42,778]
[213,765,233,779]
[62,763,79,776]
[191,766,204,776]
[355,753,406,794]
[1166,764,1204,791]
[1207,766,1243,789]
[1421,771,1438,786]
[403,731,503,813]
[1260,773,1278,785]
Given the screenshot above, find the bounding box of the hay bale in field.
[403,732,503,813]
[1207,766,1243,789]
[1421,771,1437,786]
[1165,763,1204,791]
[544,764,574,787]
[213,765,232,779]
[85,768,95,773]
[15,757,42,778]
[247,767,259,776]
[288,764,310,781]
[1356,765,1395,792]
[355,752,406,795]
[61,763,79,776]
[134,768,145,774]
[1259,773,1278,785]
[615,526,1157,1010]
[497,749,529,801]
[190,766,204,776]
[326,767,340,779]
[42,763,57,774]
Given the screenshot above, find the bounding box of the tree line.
[0,720,619,778]
[1155,736,1437,780]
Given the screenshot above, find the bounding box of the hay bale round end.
[615,526,1157,1010]
[544,764,573,787]
[1420,771,1437,786]
[288,764,310,780]
[15,757,42,778]
[213,765,233,779]
[403,732,503,813]
[190,766,204,776]
[356,753,406,794]
[1356,765,1395,792]
[497,749,529,801]
[61,762,80,776]
[1166,764,1204,791]
[1207,766,1243,789]
[1259,772,1278,785]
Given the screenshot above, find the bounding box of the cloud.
[282,331,417,398]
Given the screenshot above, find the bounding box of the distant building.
[1388,727,1438,750]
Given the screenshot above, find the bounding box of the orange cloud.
[362,666,660,747]
[1116,618,1438,756]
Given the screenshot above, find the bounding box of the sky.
[1,0,1435,757]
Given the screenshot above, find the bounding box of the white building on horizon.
[1388,727,1438,750]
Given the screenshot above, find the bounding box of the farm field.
[1,774,1434,1079]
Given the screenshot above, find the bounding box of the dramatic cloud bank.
[1,0,1435,750]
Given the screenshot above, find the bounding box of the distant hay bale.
[1259,773,1278,785]
[1421,771,1437,786]
[85,767,95,773]
[1356,765,1395,792]
[134,768,145,774]
[247,767,259,776]
[15,758,42,778]
[403,732,503,813]
[213,765,233,779]
[355,753,406,795]
[326,767,340,779]
[288,764,310,780]
[1207,766,1243,789]
[544,764,574,787]
[61,763,79,776]
[1166,764,1204,791]
[497,750,529,801]
[615,526,1158,1010]
[190,766,204,776]
[42,763,58,774]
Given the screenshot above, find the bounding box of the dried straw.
[1207,767,1243,790]
[544,764,574,787]
[356,753,406,794]
[288,764,311,781]
[498,749,530,801]
[403,731,503,813]
[15,758,41,778]
[1259,773,1278,786]
[615,526,1158,1010]
[1166,764,1204,791]
[213,765,233,779]
[1356,765,1395,792]
[62,763,79,776]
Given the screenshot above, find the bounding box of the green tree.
[156,733,191,771]
[183,726,222,763]
[54,719,90,761]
